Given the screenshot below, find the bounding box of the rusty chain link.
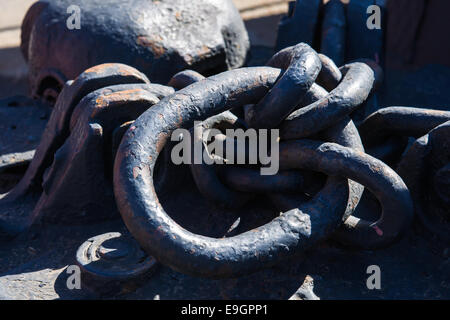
[1,42,448,280]
[113,43,417,278]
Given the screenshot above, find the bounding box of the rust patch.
[116,65,141,78]
[85,64,140,78]
[197,45,211,58]
[83,63,117,75]
[133,166,142,179]
[156,132,170,154]
[137,36,165,59]
[95,89,143,107]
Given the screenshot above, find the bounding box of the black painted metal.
[113,55,413,277]
[276,0,385,66]
[0,64,172,238]
[320,0,346,67]
[280,62,375,139]
[76,231,158,296]
[189,111,252,209]
[21,0,249,103]
[0,33,444,283]
[360,107,450,146]
[168,70,206,91]
[275,0,322,51]
[397,121,450,243]
[246,43,321,129]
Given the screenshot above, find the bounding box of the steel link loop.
[114,44,415,277]
[2,42,444,280]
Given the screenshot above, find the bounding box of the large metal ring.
[268,58,366,247]
[113,67,360,278]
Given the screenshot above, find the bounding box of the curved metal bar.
[246,43,321,129]
[266,47,341,94]
[397,120,450,243]
[0,63,149,238]
[32,86,160,224]
[320,0,346,67]
[167,70,205,90]
[359,107,450,146]
[279,141,414,249]
[276,79,365,227]
[189,111,251,208]
[349,58,383,91]
[273,117,367,237]
[280,62,375,140]
[316,54,342,92]
[114,67,353,278]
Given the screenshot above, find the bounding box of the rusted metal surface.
[0,0,448,300]
[246,43,321,129]
[258,55,364,247]
[269,139,413,250]
[21,0,250,104]
[316,53,342,92]
[275,0,321,51]
[359,107,450,166]
[113,42,415,278]
[0,63,171,238]
[237,70,365,236]
[219,167,305,194]
[189,111,252,209]
[115,67,310,278]
[280,62,374,139]
[320,0,346,67]
[262,52,410,249]
[33,85,161,224]
[397,121,450,243]
[76,231,158,297]
[359,107,450,146]
[167,70,206,91]
[276,0,385,66]
[0,49,444,290]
